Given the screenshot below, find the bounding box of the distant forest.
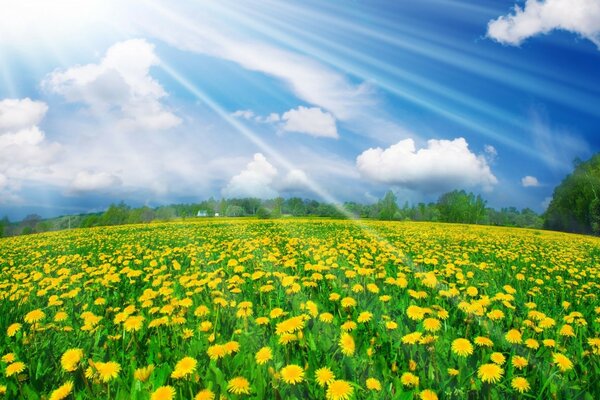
[0,189,544,237]
[5,153,598,238]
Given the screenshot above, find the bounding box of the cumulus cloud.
[521,175,541,187]
[43,39,180,132]
[232,106,338,138]
[279,169,310,192]
[222,153,279,198]
[281,106,338,138]
[356,138,497,193]
[70,171,122,193]
[0,98,61,203]
[488,0,600,48]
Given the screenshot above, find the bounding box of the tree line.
[0,189,544,237]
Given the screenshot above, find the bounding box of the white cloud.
[70,171,122,192]
[521,175,541,187]
[0,98,48,131]
[231,110,256,120]
[484,144,498,161]
[281,106,338,138]
[488,0,600,48]
[0,99,61,202]
[222,153,279,198]
[279,169,310,192]
[356,138,498,193]
[43,39,180,132]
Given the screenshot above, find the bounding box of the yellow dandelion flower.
[255,317,269,325]
[357,312,373,323]
[366,377,381,391]
[7,323,22,337]
[49,381,73,400]
[525,338,539,349]
[339,332,355,356]
[95,361,120,382]
[171,356,197,379]
[340,297,356,308]
[511,356,528,369]
[195,389,215,400]
[151,385,176,400]
[227,376,251,395]
[123,315,144,332]
[477,363,503,383]
[552,353,573,372]
[474,336,494,347]
[61,349,84,372]
[280,364,304,384]
[505,329,522,344]
[224,341,240,355]
[5,361,26,377]
[511,377,530,393]
[315,367,335,387]
[490,352,506,365]
[320,313,334,323]
[255,347,273,365]
[326,380,353,400]
[402,332,422,345]
[134,365,154,382]
[386,321,398,330]
[24,309,45,324]
[207,344,227,360]
[447,368,459,376]
[423,318,441,332]
[451,338,473,357]
[401,372,419,387]
[2,353,16,363]
[420,389,438,400]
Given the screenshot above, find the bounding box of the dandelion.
[339,332,355,356]
[474,336,494,347]
[280,364,304,384]
[490,352,506,365]
[255,347,272,365]
[61,349,84,372]
[401,372,419,387]
[315,367,335,387]
[134,365,154,382]
[511,356,528,369]
[366,377,381,391]
[24,309,45,324]
[552,353,573,372]
[420,389,438,400]
[151,386,176,400]
[505,329,522,344]
[7,323,22,337]
[171,356,197,379]
[123,315,144,332]
[477,363,503,384]
[423,318,441,332]
[357,312,373,323]
[195,389,215,400]
[451,338,473,357]
[49,381,73,400]
[5,361,26,377]
[511,377,530,393]
[326,380,353,400]
[2,353,16,363]
[95,361,121,382]
[227,377,251,395]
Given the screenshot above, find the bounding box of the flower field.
[0,219,599,399]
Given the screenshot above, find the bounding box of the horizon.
[1,0,600,220]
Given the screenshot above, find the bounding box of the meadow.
[0,219,598,399]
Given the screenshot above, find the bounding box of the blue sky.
[1,0,599,220]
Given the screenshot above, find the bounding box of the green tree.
[545,154,600,234]
[378,190,399,220]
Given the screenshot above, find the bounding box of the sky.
[0,0,599,220]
